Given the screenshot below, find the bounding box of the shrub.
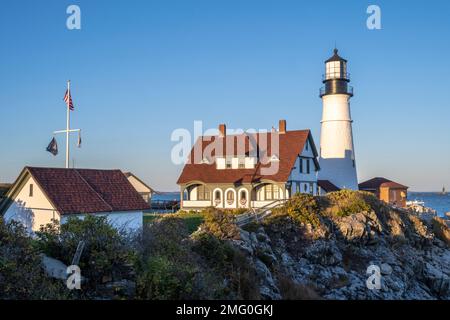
[136,217,214,299]
[36,216,135,294]
[192,231,260,299]
[136,255,198,300]
[202,208,240,240]
[0,218,68,299]
[277,274,321,300]
[323,190,371,217]
[141,216,190,259]
[228,208,248,215]
[273,193,321,228]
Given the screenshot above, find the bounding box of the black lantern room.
[320,49,353,97]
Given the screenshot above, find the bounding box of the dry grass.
[431,217,450,246]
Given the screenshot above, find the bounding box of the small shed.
[359,177,408,208]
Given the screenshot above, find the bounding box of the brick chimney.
[219,124,226,137]
[279,120,286,134]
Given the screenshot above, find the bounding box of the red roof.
[359,177,408,190]
[177,130,317,185]
[21,167,150,215]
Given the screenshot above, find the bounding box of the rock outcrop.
[229,204,450,300]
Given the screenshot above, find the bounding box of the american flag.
[64,89,74,111]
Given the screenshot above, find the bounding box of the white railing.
[235,199,288,226]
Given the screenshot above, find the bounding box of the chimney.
[219,124,226,137]
[279,120,286,134]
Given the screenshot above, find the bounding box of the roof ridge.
[197,129,311,139]
[73,169,114,212]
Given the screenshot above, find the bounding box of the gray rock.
[41,255,69,280]
[229,205,450,300]
[380,263,393,275]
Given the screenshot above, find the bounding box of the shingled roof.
[1,167,150,215]
[318,180,340,193]
[177,129,318,185]
[359,177,408,190]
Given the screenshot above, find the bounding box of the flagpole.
[66,80,70,169]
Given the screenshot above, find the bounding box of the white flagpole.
[66,80,70,168]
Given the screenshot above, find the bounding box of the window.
[303,184,308,193]
[226,158,232,169]
[197,185,210,200]
[306,159,310,174]
[265,184,280,200]
[326,61,341,79]
[226,190,234,204]
[265,184,272,200]
[29,184,33,197]
[214,190,221,204]
[238,158,245,169]
[305,141,309,151]
[299,158,303,173]
[140,193,150,203]
[240,190,247,205]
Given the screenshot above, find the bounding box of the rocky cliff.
[225,192,450,300]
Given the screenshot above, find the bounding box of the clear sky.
[1,0,449,191]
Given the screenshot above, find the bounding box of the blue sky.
[0,0,449,191]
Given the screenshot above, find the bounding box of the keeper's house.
[177,120,320,210]
[0,167,150,233]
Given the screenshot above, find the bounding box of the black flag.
[46,137,58,156]
[77,131,82,148]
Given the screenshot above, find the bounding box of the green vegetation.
[4,190,443,300]
[271,193,321,228]
[144,211,204,234]
[136,213,259,299]
[191,231,260,299]
[201,207,240,239]
[0,218,68,299]
[269,190,378,229]
[322,190,372,217]
[36,216,136,296]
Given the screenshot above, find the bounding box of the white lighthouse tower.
[318,49,358,190]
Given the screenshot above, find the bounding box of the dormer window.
[238,158,245,169]
[217,156,256,170]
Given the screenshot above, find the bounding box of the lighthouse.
[318,49,358,190]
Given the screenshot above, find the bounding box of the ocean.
[408,192,450,217]
[152,192,181,202]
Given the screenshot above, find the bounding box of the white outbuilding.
[0,167,150,233]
